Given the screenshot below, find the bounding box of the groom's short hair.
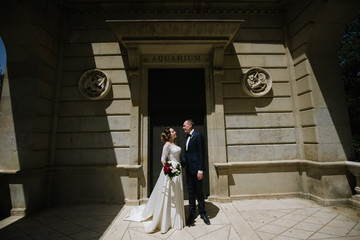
[186,119,195,126]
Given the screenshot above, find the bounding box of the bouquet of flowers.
[163,161,181,180]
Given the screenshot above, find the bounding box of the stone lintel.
[107,19,243,52]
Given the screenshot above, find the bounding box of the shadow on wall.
[53,40,126,204]
[223,44,273,116]
[0,36,11,219]
[0,2,58,217]
[0,2,127,227]
[304,8,357,162]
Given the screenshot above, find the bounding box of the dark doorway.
[148,68,209,199]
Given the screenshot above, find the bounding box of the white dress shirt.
[186,129,194,151]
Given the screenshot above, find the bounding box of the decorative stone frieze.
[242,67,272,97]
[107,20,243,50]
[78,69,112,100]
[64,2,289,16]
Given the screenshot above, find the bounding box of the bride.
[124,127,185,233]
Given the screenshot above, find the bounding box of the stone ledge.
[0,164,143,175]
[0,169,19,174]
[347,161,360,175]
[349,196,360,209]
[214,159,360,169]
[213,160,360,206]
[10,208,26,216]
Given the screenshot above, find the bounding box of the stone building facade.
[1,0,360,216]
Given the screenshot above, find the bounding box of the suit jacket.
[183,130,205,175]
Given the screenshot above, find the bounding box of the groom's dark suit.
[182,130,206,218]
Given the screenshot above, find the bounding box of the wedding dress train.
[124,143,185,233]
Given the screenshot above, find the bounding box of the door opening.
[148,68,209,199]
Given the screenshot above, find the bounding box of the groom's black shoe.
[186,214,195,226]
[200,214,211,225]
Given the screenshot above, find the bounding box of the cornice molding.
[63,1,296,16]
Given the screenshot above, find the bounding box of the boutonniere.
[190,134,194,139]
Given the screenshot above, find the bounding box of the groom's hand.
[197,172,203,180]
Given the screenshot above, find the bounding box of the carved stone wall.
[0,1,64,215]
[0,0,359,213]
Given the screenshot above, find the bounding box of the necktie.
[186,134,191,151]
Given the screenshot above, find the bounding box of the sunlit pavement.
[1,198,360,240]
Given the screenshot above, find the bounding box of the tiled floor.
[1,198,360,239]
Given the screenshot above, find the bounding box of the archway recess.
[107,20,243,200]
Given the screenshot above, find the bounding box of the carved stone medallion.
[242,67,272,97]
[79,69,111,100]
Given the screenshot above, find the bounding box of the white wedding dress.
[124,142,185,233]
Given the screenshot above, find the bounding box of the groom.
[182,119,210,226]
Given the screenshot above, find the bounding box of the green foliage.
[338,11,360,161]
[354,135,360,161]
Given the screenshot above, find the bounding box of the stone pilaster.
[208,46,228,201]
[128,70,140,166]
[213,163,231,202]
[9,183,26,216]
[126,168,140,205]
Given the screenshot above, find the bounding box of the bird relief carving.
[79,69,111,100]
[242,67,272,97]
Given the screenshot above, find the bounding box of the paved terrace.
[1,198,360,240]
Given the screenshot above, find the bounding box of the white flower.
[164,161,181,180]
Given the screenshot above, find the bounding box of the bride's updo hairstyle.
[161,127,171,142]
